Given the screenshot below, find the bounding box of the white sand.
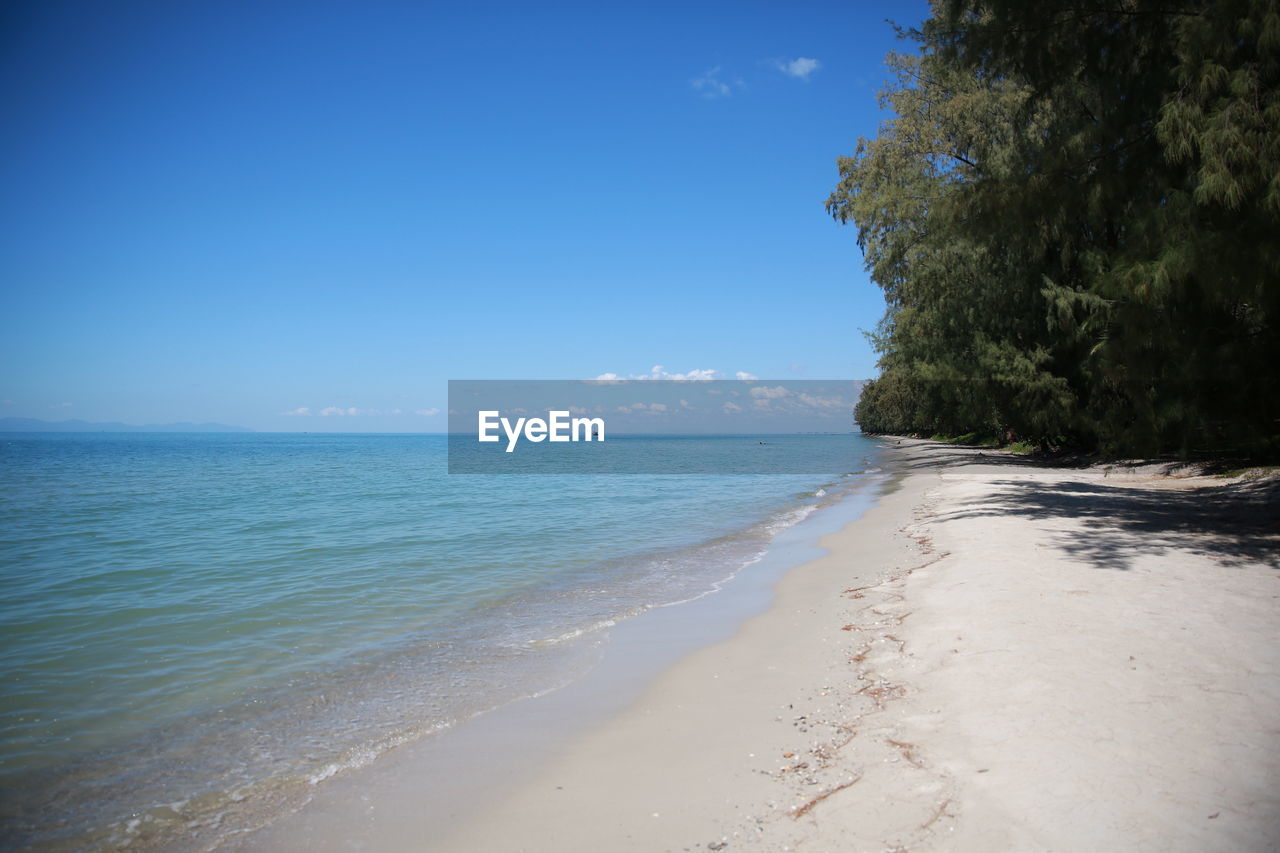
[247,439,1280,852]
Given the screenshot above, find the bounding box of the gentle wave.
[0,432,882,849]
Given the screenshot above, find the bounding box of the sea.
[0,432,885,849]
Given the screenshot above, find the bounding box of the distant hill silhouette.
[0,417,253,433]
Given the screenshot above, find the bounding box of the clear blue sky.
[1,0,928,432]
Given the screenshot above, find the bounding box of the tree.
[837,0,1279,455]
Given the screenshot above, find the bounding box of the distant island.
[0,417,253,433]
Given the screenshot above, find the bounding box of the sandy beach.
[252,439,1279,852]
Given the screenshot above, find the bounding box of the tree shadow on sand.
[934,459,1279,571]
[886,443,1058,472]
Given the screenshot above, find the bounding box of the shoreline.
[243,439,1279,851]
[2,437,885,852]
[232,459,893,851]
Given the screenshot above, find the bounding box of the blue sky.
[1,0,929,432]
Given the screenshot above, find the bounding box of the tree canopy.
[832,0,1279,456]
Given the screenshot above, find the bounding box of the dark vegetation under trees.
[830,0,1279,457]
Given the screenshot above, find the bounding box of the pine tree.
[836,0,1279,456]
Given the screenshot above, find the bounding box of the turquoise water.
[0,432,882,849]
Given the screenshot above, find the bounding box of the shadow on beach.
[896,441,1280,571]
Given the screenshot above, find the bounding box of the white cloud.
[723,401,743,413]
[49,402,73,408]
[593,366,729,382]
[750,385,791,400]
[416,408,440,416]
[615,402,670,414]
[773,57,821,81]
[796,392,846,409]
[285,406,414,417]
[691,66,732,98]
[320,406,371,416]
[735,371,758,381]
